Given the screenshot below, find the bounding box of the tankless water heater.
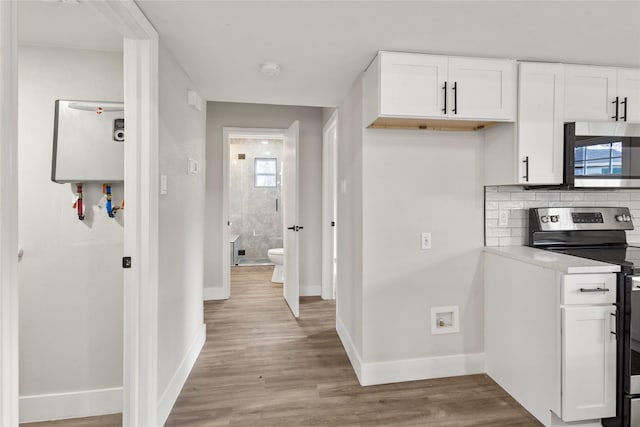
[51,99,124,183]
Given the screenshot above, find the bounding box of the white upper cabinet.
[379,52,447,118]
[618,68,640,123]
[448,56,516,121]
[484,62,565,186]
[565,65,640,123]
[364,51,516,130]
[517,62,565,185]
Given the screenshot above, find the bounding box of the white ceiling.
[18,1,640,108]
[136,0,640,107]
[18,1,122,52]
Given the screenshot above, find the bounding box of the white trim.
[300,284,322,297]
[221,127,286,301]
[321,111,338,300]
[336,315,364,384]
[19,388,122,424]
[87,2,160,426]
[360,353,486,387]
[203,286,228,301]
[0,2,19,426]
[156,324,206,426]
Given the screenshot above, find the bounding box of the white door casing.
[283,121,300,318]
[221,127,286,300]
[321,112,337,300]
[0,1,19,426]
[74,2,161,426]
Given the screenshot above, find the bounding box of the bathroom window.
[254,158,277,188]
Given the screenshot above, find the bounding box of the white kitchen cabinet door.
[379,52,448,118]
[517,62,565,185]
[617,68,640,123]
[561,306,616,422]
[565,65,617,122]
[447,57,516,121]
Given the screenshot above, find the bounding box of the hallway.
[166,266,540,426]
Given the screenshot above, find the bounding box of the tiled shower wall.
[485,186,640,246]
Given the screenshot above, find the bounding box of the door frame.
[321,110,338,300]
[221,127,285,299]
[0,1,160,425]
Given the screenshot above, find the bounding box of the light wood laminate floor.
[23,266,541,426]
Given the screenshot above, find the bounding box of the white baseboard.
[157,323,206,425]
[19,387,122,423]
[360,352,486,386]
[203,286,227,301]
[336,315,364,384]
[300,284,322,297]
[336,316,485,386]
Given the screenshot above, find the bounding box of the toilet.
[267,248,284,283]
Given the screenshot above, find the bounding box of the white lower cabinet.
[485,251,617,426]
[561,305,617,421]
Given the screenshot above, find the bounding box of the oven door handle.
[579,287,610,292]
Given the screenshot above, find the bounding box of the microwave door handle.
[612,96,619,121]
[621,97,628,122]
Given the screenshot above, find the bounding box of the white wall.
[336,75,485,386]
[335,78,364,373]
[156,43,206,424]
[18,46,124,422]
[205,102,323,297]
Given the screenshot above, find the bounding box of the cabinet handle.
[621,97,628,122]
[452,82,458,115]
[610,312,618,339]
[578,287,610,292]
[522,156,529,182]
[612,96,619,121]
[442,82,447,114]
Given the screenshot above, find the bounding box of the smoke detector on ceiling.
[260,62,281,77]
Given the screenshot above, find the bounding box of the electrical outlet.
[421,232,432,250]
[499,210,509,227]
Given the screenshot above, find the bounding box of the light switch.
[188,158,199,175]
[160,174,168,195]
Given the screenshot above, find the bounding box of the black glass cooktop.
[549,245,640,274]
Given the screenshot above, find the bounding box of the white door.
[379,52,448,118]
[282,121,300,318]
[517,62,565,185]
[561,306,616,422]
[617,68,640,123]
[564,65,617,122]
[447,57,516,120]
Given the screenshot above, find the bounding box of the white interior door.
[283,121,300,318]
[322,113,337,300]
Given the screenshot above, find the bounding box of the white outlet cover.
[431,305,460,335]
[498,210,509,227]
[421,232,431,250]
[160,174,168,195]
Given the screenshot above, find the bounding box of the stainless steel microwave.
[564,122,640,188]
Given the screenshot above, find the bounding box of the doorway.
[222,123,301,318]
[1,1,160,426]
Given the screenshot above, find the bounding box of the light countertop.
[484,246,620,274]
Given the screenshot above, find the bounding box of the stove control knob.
[616,215,624,222]
[625,215,632,222]
[541,216,549,223]
[550,215,559,223]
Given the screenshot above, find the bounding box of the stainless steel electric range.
[528,206,639,427]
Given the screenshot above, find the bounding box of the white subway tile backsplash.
[608,192,631,201]
[535,192,560,201]
[498,186,523,192]
[485,186,640,247]
[486,192,511,201]
[499,201,525,210]
[510,192,537,201]
[583,192,608,201]
[486,227,511,238]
